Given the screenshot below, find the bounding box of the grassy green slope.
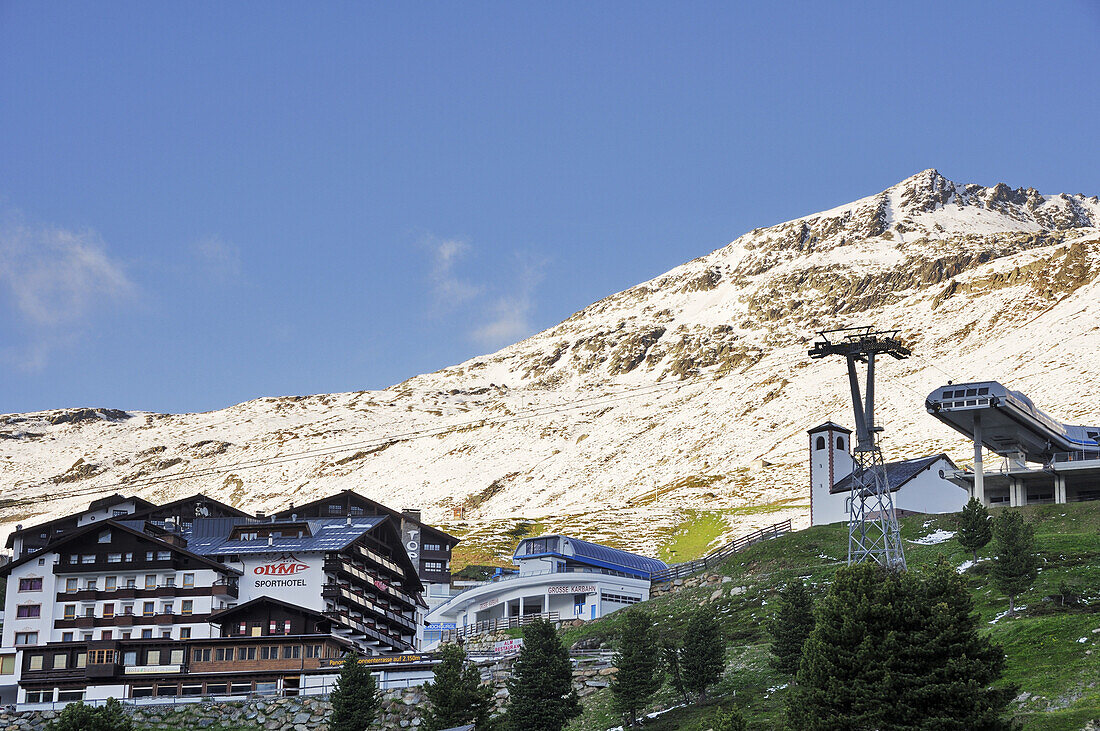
[563,502,1100,731]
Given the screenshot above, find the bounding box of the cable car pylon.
[809,326,910,570]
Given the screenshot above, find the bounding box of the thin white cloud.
[470,257,545,349]
[426,236,481,306]
[191,235,242,282]
[0,211,134,370]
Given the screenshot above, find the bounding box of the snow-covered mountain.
[3,170,1099,559]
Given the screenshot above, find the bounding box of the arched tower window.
[815,436,826,450]
[836,436,845,450]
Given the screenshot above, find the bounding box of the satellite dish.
[197,505,210,517]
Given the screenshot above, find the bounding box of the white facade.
[425,571,651,644]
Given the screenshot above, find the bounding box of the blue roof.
[516,535,666,578]
[184,516,387,555]
[831,454,954,494]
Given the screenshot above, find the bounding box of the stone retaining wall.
[0,688,427,731]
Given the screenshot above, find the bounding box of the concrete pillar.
[1008,478,1017,508]
[1016,479,1027,507]
[544,592,551,619]
[518,596,524,617]
[1055,474,1067,504]
[973,413,985,504]
[502,600,509,620]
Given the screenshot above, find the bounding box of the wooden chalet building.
[0,491,435,706]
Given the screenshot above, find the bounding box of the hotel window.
[90,649,115,664]
[84,607,94,618]
[143,602,155,616]
[164,576,176,587]
[125,577,136,588]
[146,551,154,562]
[269,620,278,634]
[284,620,292,634]
[100,630,112,640]
[243,647,256,660]
[68,555,78,564]
[145,575,157,589]
[57,689,83,703]
[181,600,193,616]
[63,605,76,620]
[815,436,826,450]
[24,690,49,703]
[146,650,161,665]
[98,530,112,543]
[123,552,133,562]
[75,653,86,668]
[283,645,301,659]
[162,602,174,615]
[85,579,97,590]
[122,631,131,639]
[327,503,342,514]
[52,654,67,670]
[157,551,171,561]
[107,553,122,563]
[180,627,191,639]
[141,629,152,638]
[204,682,226,695]
[130,686,153,698]
[81,554,96,564]
[123,651,137,666]
[183,573,195,587]
[81,633,92,641]
[182,684,202,697]
[423,543,441,552]
[28,655,44,671]
[123,603,134,615]
[305,644,322,658]
[170,649,184,664]
[162,630,172,639]
[105,576,117,590]
[231,682,252,695]
[155,685,177,698]
[215,648,228,662]
[425,561,444,572]
[238,621,247,634]
[62,632,73,642]
[18,577,43,592]
[16,605,41,619]
[65,578,78,592]
[192,648,211,662]
[112,509,128,517]
[103,603,115,618]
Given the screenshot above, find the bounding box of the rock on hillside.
[2,170,1099,558]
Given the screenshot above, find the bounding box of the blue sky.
[2,2,1098,414]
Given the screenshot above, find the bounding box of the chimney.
[256,511,266,520]
[401,508,422,524]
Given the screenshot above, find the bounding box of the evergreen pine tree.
[610,608,662,726]
[957,498,993,562]
[991,510,1038,615]
[710,706,748,731]
[423,643,493,731]
[45,698,133,731]
[504,619,581,731]
[328,651,380,731]
[768,580,815,675]
[680,606,725,702]
[661,640,689,704]
[788,561,1015,731]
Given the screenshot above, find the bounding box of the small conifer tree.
[504,619,581,731]
[45,698,133,731]
[768,580,815,675]
[661,640,689,704]
[957,497,993,562]
[610,608,662,726]
[709,706,748,731]
[423,643,493,731]
[991,510,1038,615]
[328,650,380,731]
[680,606,725,702]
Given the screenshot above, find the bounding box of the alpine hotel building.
[0,492,453,706]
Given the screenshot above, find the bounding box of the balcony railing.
[323,557,416,609]
[440,612,559,642]
[321,584,416,633]
[323,610,413,652]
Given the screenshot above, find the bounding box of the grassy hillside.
[562,502,1100,731]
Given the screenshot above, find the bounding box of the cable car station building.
[426,535,666,645]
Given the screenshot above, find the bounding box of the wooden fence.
[650,518,792,583]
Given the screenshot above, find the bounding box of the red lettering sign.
[254,562,309,576]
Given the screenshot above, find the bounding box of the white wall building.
[809,421,967,526]
[426,535,665,647]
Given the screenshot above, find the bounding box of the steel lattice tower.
[809,327,910,570]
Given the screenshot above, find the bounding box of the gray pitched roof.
[184,516,387,556]
[830,454,956,495]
